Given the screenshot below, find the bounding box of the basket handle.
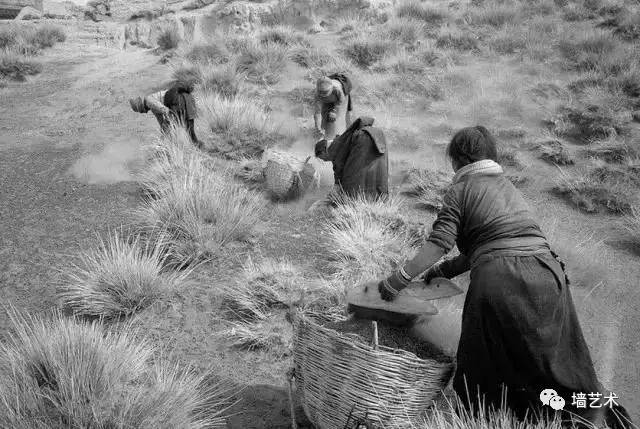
[371,321,378,350]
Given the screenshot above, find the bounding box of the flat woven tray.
[292,313,455,429]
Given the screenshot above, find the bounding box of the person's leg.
[186,119,203,149]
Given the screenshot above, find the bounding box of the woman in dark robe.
[162,82,202,149]
[373,126,633,428]
[314,116,388,200]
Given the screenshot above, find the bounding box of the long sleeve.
[144,91,167,116]
[426,185,461,252]
[438,253,470,279]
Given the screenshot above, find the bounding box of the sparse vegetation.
[395,0,449,25]
[236,41,289,85]
[401,168,452,211]
[436,29,478,52]
[258,25,311,47]
[340,33,396,68]
[58,231,184,319]
[466,1,521,28]
[184,41,230,65]
[538,139,575,165]
[497,145,527,170]
[0,310,230,428]
[157,27,181,51]
[0,24,65,81]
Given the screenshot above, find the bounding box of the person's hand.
[423,263,445,284]
[314,139,328,157]
[326,111,337,122]
[378,271,410,302]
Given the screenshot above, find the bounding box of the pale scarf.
[452,159,503,184]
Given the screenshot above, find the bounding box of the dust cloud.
[70,140,143,185]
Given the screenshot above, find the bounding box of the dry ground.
[1,0,640,426]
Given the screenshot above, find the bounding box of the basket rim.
[293,312,454,366]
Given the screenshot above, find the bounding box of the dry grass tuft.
[466,1,521,28]
[584,140,639,164]
[157,26,181,51]
[222,315,291,354]
[184,41,230,65]
[497,146,527,170]
[324,193,424,285]
[549,104,629,143]
[553,164,639,214]
[436,29,479,52]
[622,205,640,251]
[0,49,42,81]
[201,92,280,159]
[383,17,426,46]
[340,32,396,69]
[258,25,311,47]
[401,168,452,211]
[58,230,184,319]
[0,310,231,428]
[199,61,245,97]
[538,140,574,165]
[236,40,289,85]
[138,130,265,264]
[395,0,449,25]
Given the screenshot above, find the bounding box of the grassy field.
[1,0,640,427]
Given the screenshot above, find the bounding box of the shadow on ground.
[226,384,313,429]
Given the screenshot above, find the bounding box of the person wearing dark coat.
[129,81,203,149]
[367,126,634,429]
[314,116,388,199]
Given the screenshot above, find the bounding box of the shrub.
[0,311,230,428]
[139,149,265,264]
[184,42,230,65]
[157,27,181,50]
[341,34,395,68]
[58,231,185,319]
[0,50,42,81]
[395,0,449,24]
[538,140,574,165]
[236,40,289,85]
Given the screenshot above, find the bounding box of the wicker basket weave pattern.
[292,314,455,429]
[264,150,319,199]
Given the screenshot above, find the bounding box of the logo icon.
[540,389,565,411]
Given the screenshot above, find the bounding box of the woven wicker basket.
[264,150,318,200]
[292,313,455,429]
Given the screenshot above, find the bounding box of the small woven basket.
[264,150,319,200]
[291,313,455,429]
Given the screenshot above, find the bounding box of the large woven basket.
[264,150,318,200]
[292,313,455,429]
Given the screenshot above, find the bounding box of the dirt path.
[0,40,169,333]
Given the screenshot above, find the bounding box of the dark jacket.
[314,116,389,198]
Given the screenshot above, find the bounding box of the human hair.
[446,125,498,166]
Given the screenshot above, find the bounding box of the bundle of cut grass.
[58,230,184,319]
[0,310,231,428]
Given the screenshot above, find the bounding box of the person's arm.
[144,91,169,116]
[313,100,323,134]
[424,253,470,283]
[378,186,462,300]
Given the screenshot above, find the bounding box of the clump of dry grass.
[258,25,311,47]
[395,0,449,25]
[549,104,629,143]
[584,140,638,163]
[199,61,245,97]
[413,394,566,429]
[58,230,184,319]
[0,23,65,54]
[383,17,426,46]
[622,205,640,251]
[138,130,265,264]
[401,168,452,211]
[324,193,422,285]
[0,310,231,428]
[465,1,521,28]
[436,29,479,52]
[157,26,181,50]
[184,41,230,65]
[236,40,289,85]
[538,139,574,165]
[0,49,42,81]
[497,146,527,170]
[201,92,280,159]
[340,32,397,69]
[558,29,633,76]
[553,164,639,214]
[222,314,291,354]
